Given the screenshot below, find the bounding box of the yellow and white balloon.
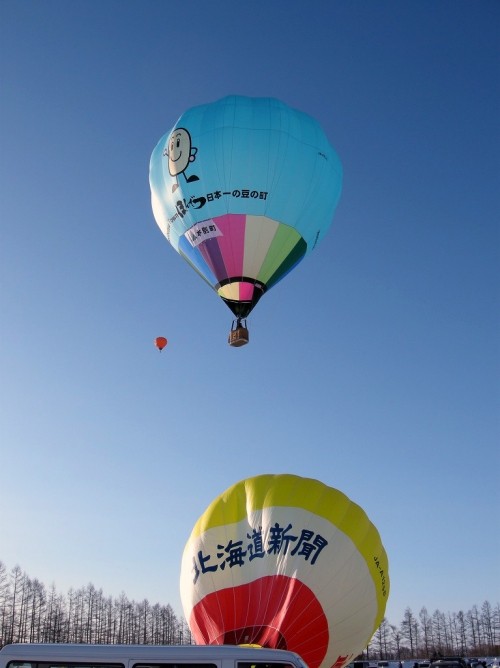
[180,474,390,668]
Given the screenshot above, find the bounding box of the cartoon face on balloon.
[163,128,199,192]
[166,128,194,176]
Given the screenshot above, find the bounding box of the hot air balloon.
[154,336,168,351]
[149,96,342,346]
[180,474,389,668]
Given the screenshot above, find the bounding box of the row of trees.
[368,603,499,659]
[1,561,498,658]
[0,563,191,648]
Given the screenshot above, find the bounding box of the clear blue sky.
[1,0,499,626]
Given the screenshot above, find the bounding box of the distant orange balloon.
[155,336,168,351]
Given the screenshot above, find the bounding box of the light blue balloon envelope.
[150,95,342,319]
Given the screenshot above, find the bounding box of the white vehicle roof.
[0,644,306,668]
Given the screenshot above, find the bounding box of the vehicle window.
[134,664,217,668]
[9,663,124,668]
[238,663,297,668]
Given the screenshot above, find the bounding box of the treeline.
[0,562,191,648]
[367,604,499,660]
[0,561,498,658]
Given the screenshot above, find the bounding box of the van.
[0,644,307,668]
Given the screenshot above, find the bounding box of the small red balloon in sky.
[154,336,167,351]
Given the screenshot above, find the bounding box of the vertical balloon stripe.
[217,283,240,301]
[214,214,246,277]
[265,238,307,289]
[242,215,279,278]
[178,237,217,287]
[258,226,306,285]
[197,236,229,282]
[238,282,255,301]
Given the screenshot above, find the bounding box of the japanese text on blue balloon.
[168,189,269,224]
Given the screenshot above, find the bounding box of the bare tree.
[481,600,495,650]
[419,607,433,657]
[7,565,25,644]
[0,561,10,645]
[401,607,418,656]
[391,624,403,660]
[29,579,46,643]
[371,617,392,659]
[456,611,468,656]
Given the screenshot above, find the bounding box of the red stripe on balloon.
[189,575,328,668]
